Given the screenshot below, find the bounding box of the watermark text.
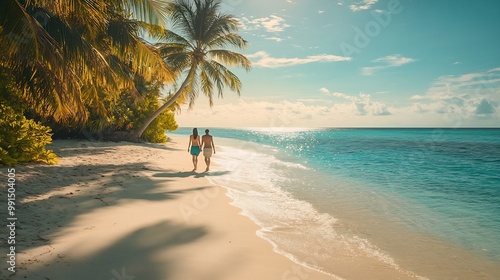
[6,168,17,273]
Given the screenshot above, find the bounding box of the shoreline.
[187,133,500,280]
[203,138,425,280]
[3,136,334,279]
[4,133,499,279]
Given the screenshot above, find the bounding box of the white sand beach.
[5,135,337,280]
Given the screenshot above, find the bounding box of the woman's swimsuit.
[190,146,200,156]
[190,136,201,156]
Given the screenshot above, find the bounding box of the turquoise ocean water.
[172,128,500,279]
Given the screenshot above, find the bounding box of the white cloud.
[349,0,378,11]
[362,54,416,76]
[174,68,500,128]
[370,102,391,116]
[280,73,305,79]
[247,51,351,68]
[297,98,332,103]
[265,36,285,42]
[373,55,415,66]
[175,98,449,128]
[176,99,333,127]
[361,67,377,76]
[175,94,498,128]
[416,68,500,101]
[408,67,500,124]
[239,15,290,33]
[328,91,391,115]
[410,95,425,100]
[319,87,330,94]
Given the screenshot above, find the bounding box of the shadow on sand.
[0,141,231,279]
[25,221,208,280]
[154,169,231,179]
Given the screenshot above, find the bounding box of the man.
[200,129,216,171]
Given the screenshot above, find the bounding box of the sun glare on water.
[245,127,322,133]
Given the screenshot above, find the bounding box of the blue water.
[172,127,500,278]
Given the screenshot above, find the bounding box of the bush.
[125,91,178,143]
[104,80,178,143]
[143,112,178,143]
[0,104,58,166]
[51,78,179,143]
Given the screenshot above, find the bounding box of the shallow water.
[172,128,500,279]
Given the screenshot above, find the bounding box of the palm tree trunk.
[131,66,196,141]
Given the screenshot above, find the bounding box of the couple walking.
[188,128,215,172]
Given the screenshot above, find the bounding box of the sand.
[1,135,336,280]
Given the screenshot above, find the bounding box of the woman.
[188,128,201,170]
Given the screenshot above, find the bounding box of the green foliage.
[0,0,174,124]
[87,80,178,143]
[118,83,178,143]
[141,107,179,143]
[131,0,251,139]
[137,94,178,143]
[0,103,59,166]
[0,68,58,166]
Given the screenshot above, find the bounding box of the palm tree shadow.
[23,221,208,280]
[10,161,218,256]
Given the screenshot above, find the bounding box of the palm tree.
[131,0,251,141]
[0,0,174,124]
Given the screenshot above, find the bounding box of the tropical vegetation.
[132,0,251,139]
[0,0,250,166]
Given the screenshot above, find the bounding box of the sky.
[174,0,500,128]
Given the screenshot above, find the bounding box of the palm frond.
[105,16,175,83]
[137,20,169,41]
[146,26,192,47]
[208,49,251,71]
[16,60,87,123]
[187,73,200,108]
[207,32,248,50]
[125,0,171,27]
[166,0,197,41]
[199,65,215,106]
[203,14,240,44]
[192,0,219,43]
[205,60,242,94]
[160,90,183,112]
[107,18,139,54]
[0,3,97,123]
[28,0,109,33]
[152,0,248,109]
[159,44,191,71]
[0,3,64,67]
[107,54,135,84]
[134,38,175,82]
[41,11,127,93]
